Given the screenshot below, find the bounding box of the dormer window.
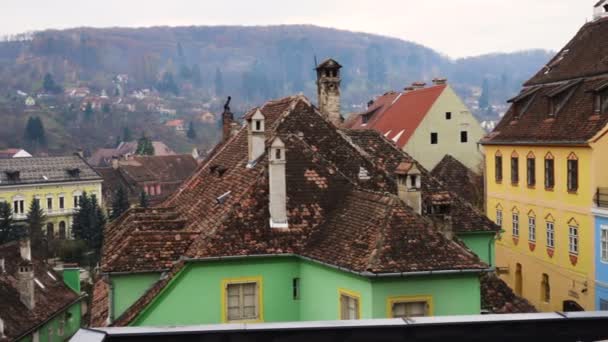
[5,170,20,181]
[67,168,81,177]
[509,86,540,119]
[592,82,608,115]
[546,80,581,117]
[255,120,261,131]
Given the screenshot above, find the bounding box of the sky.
[0,0,595,58]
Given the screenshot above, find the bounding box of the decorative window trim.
[221,276,264,323]
[526,152,536,187]
[528,215,536,243]
[386,295,433,318]
[338,288,362,320]
[567,153,579,192]
[601,225,608,263]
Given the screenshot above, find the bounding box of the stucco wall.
[404,85,485,171]
[112,273,161,319]
[595,214,608,310]
[485,144,594,311]
[458,232,496,266]
[18,301,82,342]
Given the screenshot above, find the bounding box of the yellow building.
[481,13,608,311]
[0,155,102,238]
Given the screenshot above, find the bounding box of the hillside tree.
[71,192,106,263]
[24,116,46,146]
[26,199,46,256]
[136,135,155,155]
[156,72,179,95]
[187,121,197,140]
[0,202,25,244]
[43,73,62,94]
[110,186,130,220]
[83,102,94,121]
[191,64,202,86]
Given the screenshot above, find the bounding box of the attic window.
[509,86,540,119]
[216,191,231,204]
[67,168,81,177]
[546,80,581,116]
[592,82,608,115]
[255,120,261,131]
[275,149,282,160]
[5,170,20,181]
[362,113,371,124]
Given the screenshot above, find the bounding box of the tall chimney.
[222,96,234,142]
[0,258,4,273]
[269,137,288,228]
[316,59,342,126]
[18,238,35,309]
[395,162,422,214]
[247,109,266,165]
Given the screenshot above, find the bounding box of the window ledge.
[527,185,536,189]
[568,190,578,195]
[511,182,519,186]
[545,187,555,192]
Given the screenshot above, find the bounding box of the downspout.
[108,279,115,325]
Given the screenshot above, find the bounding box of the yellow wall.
[0,181,102,238]
[405,85,486,171]
[485,144,594,311]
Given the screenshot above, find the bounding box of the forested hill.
[0,25,551,117]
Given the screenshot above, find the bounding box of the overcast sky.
[0,0,595,58]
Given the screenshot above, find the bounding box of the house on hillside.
[165,119,185,133]
[481,3,608,312]
[88,141,176,167]
[0,155,102,239]
[345,79,485,171]
[0,240,85,341]
[95,154,198,209]
[89,84,523,327]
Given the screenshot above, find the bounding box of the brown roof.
[0,155,101,186]
[431,155,484,208]
[96,95,494,326]
[0,242,83,340]
[481,273,537,314]
[344,85,446,148]
[88,141,176,167]
[484,18,608,144]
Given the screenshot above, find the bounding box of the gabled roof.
[316,58,342,70]
[431,155,483,208]
[0,242,82,340]
[96,95,494,327]
[344,85,446,148]
[0,155,101,186]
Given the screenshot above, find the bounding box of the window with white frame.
[496,209,503,228]
[546,222,555,248]
[512,213,519,237]
[529,216,536,242]
[602,225,608,262]
[226,282,258,321]
[59,195,65,209]
[391,301,429,318]
[569,225,579,255]
[12,196,24,214]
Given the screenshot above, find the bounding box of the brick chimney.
[18,239,35,310]
[269,137,288,228]
[395,162,422,214]
[247,109,265,165]
[222,96,234,142]
[316,59,342,125]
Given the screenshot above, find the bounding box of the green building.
[91,90,506,327]
[0,240,84,341]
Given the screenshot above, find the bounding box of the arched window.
[544,152,555,189]
[527,152,536,187]
[495,151,503,183]
[59,221,66,240]
[567,153,578,192]
[568,218,579,255]
[511,151,519,184]
[528,210,536,242]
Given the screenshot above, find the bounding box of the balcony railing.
[595,188,608,208]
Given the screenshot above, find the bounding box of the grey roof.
[0,155,101,186]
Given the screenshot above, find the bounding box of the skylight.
[47,271,57,281]
[392,129,405,143]
[34,278,46,289]
[216,191,231,204]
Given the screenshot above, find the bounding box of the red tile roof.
[95,95,495,327]
[345,85,446,148]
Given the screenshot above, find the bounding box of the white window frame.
[512,213,519,237]
[391,301,430,318]
[547,222,555,248]
[496,210,503,228]
[602,225,608,263]
[225,282,260,322]
[569,225,579,255]
[528,216,536,242]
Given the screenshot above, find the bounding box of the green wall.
[299,260,372,320]
[133,258,300,326]
[18,301,82,342]
[112,273,160,319]
[371,274,481,317]
[458,232,496,266]
[121,257,482,327]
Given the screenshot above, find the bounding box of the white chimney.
[594,0,608,20]
[248,109,265,166]
[0,317,5,339]
[20,238,31,261]
[395,162,422,214]
[0,258,4,273]
[269,137,288,228]
[18,261,35,310]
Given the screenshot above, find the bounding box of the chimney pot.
[432,78,447,85]
[269,137,288,228]
[411,82,426,89]
[316,58,342,126]
[247,109,266,165]
[20,239,31,261]
[17,260,35,310]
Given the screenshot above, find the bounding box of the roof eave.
[479,140,589,147]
